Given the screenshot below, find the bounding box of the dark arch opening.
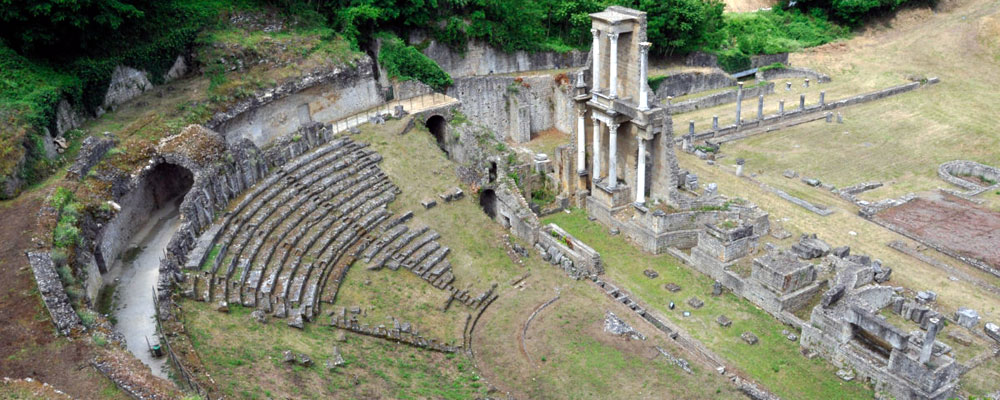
[425,115,448,155]
[148,162,194,210]
[479,189,497,220]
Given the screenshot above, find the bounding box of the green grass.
[542,208,873,399]
[183,301,487,399]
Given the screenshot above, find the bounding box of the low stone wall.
[410,31,588,78]
[937,160,1000,194]
[750,53,789,69]
[26,251,83,335]
[536,223,603,279]
[652,68,736,99]
[667,83,774,114]
[755,66,831,83]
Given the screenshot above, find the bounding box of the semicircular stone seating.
[183,134,491,327]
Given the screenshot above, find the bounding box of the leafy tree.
[0,0,144,55]
[639,0,726,56]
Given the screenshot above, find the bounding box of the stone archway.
[147,162,194,210]
[479,189,497,220]
[425,115,448,155]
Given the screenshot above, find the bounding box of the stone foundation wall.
[410,31,587,78]
[447,74,577,143]
[652,68,736,99]
[666,82,774,114]
[537,223,603,279]
[755,66,831,83]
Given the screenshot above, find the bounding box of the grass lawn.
[183,300,487,399]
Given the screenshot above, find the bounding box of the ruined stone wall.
[666,82,774,114]
[652,68,736,99]
[447,74,577,143]
[755,66,831,84]
[212,57,382,147]
[410,31,587,78]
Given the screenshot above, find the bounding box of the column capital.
[636,135,645,144]
[591,114,602,123]
[591,28,600,38]
[577,108,587,117]
[608,122,620,132]
[606,32,620,41]
[639,42,651,54]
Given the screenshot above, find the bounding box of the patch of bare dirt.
[0,190,125,398]
[875,192,1000,268]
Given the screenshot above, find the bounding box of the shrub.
[378,34,452,92]
[648,75,669,92]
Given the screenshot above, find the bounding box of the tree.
[0,0,144,55]
[640,0,725,56]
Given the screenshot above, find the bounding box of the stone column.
[591,29,601,92]
[779,100,785,116]
[638,42,651,110]
[577,109,586,174]
[608,32,620,98]
[735,82,744,125]
[636,136,646,204]
[820,91,826,107]
[757,95,764,120]
[712,115,719,131]
[689,120,695,137]
[608,122,619,188]
[920,317,941,364]
[799,94,805,110]
[592,116,602,180]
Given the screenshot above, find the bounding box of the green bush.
[715,49,752,73]
[647,75,669,92]
[378,34,452,92]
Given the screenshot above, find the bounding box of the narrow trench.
[108,163,192,379]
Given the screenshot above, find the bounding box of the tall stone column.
[591,29,601,93]
[919,317,942,364]
[757,95,764,120]
[608,32,620,98]
[636,136,646,204]
[638,42,651,110]
[577,109,587,174]
[592,116,602,180]
[735,82,744,125]
[608,122,619,188]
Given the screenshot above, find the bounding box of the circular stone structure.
[937,160,1000,192]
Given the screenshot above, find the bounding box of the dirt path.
[0,190,125,398]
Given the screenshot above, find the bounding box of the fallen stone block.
[955,308,980,329]
[716,315,732,327]
[832,246,850,258]
[741,331,759,345]
[802,178,821,187]
[664,283,682,292]
[916,290,937,304]
[983,322,1000,343]
[643,269,659,279]
[836,369,855,381]
[687,297,704,309]
[783,170,798,179]
[421,198,437,209]
[251,309,268,324]
[947,331,973,347]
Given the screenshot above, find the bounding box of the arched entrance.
[479,189,497,220]
[147,162,194,209]
[425,115,448,155]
